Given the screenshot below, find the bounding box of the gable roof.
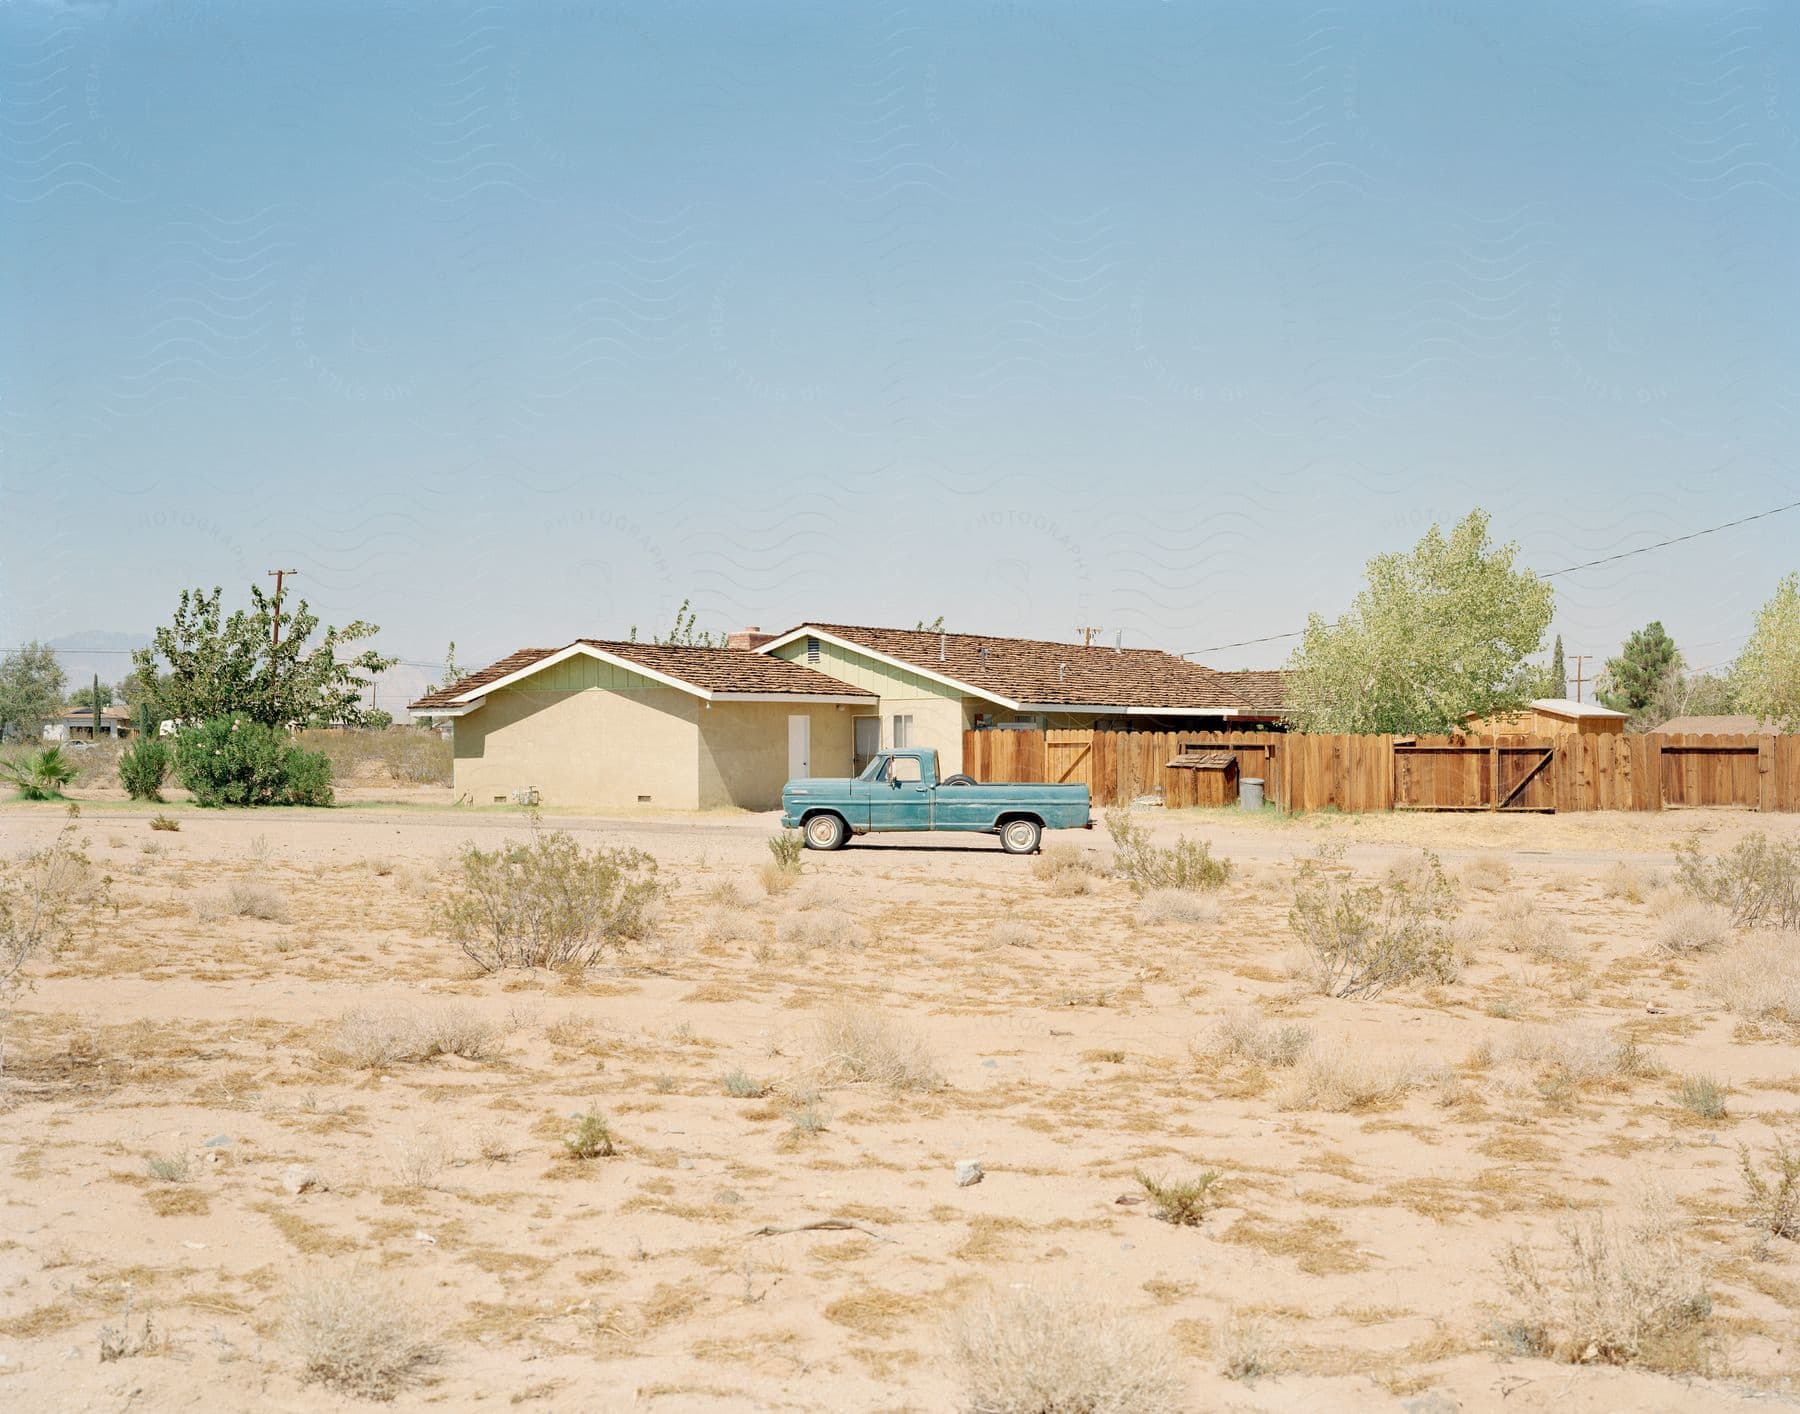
[408,640,875,712]
[757,623,1287,715]
[1649,714,1778,735]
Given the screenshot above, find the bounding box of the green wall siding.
[489,656,661,699]
[770,638,967,700]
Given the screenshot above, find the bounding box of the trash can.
[1240,777,1265,811]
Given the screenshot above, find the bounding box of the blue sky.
[3,0,1796,701]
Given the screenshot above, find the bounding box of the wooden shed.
[1163,750,1239,808]
[1465,698,1627,742]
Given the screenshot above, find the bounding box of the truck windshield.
[857,756,888,781]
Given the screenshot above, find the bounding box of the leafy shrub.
[433,830,662,972]
[285,1266,438,1399]
[1,825,99,1003]
[148,813,180,832]
[1676,1074,1727,1121]
[815,1003,941,1092]
[1106,809,1231,894]
[174,716,334,807]
[1136,1169,1221,1226]
[1289,846,1458,999]
[0,745,77,800]
[1739,1139,1800,1251]
[1498,1190,1711,1368]
[117,738,172,802]
[766,829,803,873]
[1674,831,1800,931]
[564,1107,615,1160]
[947,1285,1185,1414]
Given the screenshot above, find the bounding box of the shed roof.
[409,640,875,711]
[1528,698,1627,721]
[758,622,1288,715]
[1649,714,1778,735]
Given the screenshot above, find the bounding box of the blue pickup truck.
[780,748,1092,854]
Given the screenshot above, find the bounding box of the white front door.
[787,714,810,780]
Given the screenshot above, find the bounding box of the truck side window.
[891,756,923,783]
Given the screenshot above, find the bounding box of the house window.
[892,713,913,748]
[806,636,820,664]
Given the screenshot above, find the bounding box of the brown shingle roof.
[408,641,873,711]
[1649,714,1778,735]
[778,623,1288,714]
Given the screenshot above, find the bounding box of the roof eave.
[754,625,1019,710]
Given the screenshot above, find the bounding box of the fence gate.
[1394,741,1557,812]
[1045,730,1093,785]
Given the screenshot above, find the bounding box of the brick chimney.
[726,626,776,651]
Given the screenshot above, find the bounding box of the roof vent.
[978,646,989,662]
[1058,662,1067,681]
[806,635,820,664]
[1114,630,1122,654]
[939,631,947,661]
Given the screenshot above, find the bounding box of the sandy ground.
[2,790,1798,1412]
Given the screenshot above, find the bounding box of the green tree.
[1733,573,1800,731]
[1541,634,1567,699]
[133,585,396,729]
[915,615,946,632]
[0,641,68,741]
[1284,510,1554,734]
[1598,622,1679,719]
[69,680,114,712]
[630,598,720,647]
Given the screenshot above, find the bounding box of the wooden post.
[1758,735,1775,813]
[1489,743,1499,811]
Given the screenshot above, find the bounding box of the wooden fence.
[961,729,1800,813]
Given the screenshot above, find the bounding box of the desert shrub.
[1739,1139,1800,1250]
[117,738,172,801]
[1135,1169,1221,1226]
[1504,1025,1657,1093]
[766,829,804,874]
[195,880,287,924]
[1489,897,1573,962]
[145,1152,193,1183]
[1289,846,1459,999]
[1702,936,1800,1033]
[0,745,77,800]
[946,1285,1185,1414]
[1032,843,1102,896]
[564,1107,614,1159]
[1212,1007,1311,1068]
[1461,854,1511,889]
[775,907,868,953]
[815,1003,941,1092]
[1497,1190,1711,1368]
[295,727,451,786]
[1676,1074,1727,1121]
[1216,1311,1279,1382]
[174,716,334,807]
[698,906,755,946]
[285,1266,438,1399]
[988,920,1038,949]
[721,1067,767,1098]
[1106,809,1230,894]
[0,825,99,1004]
[149,813,180,832]
[1654,903,1733,956]
[1274,1041,1420,1112]
[756,860,797,896]
[1138,888,1221,927]
[1674,831,1800,931]
[433,830,662,971]
[1602,860,1657,904]
[327,1006,495,1068]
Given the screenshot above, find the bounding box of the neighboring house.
[1650,714,1779,735]
[754,623,1288,776]
[42,704,135,742]
[1464,698,1627,740]
[407,640,873,810]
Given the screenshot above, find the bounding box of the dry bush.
[1498,1190,1711,1368]
[986,920,1038,950]
[700,879,752,908]
[1602,861,1657,904]
[1461,854,1512,890]
[1216,1311,1279,1382]
[1,824,101,1004]
[1702,935,1800,1033]
[775,907,868,953]
[1654,903,1733,956]
[946,1285,1185,1414]
[1739,1138,1800,1252]
[1105,809,1231,894]
[1503,1025,1656,1091]
[757,860,798,896]
[389,1131,450,1189]
[1674,831,1800,930]
[1274,1042,1420,1113]
[815,1003,941,1092]
[1135,1169,1221,1226]
[1211,1007,1311,1068]
[1488,897,1573,962]
[1138,888,1220,928]
[285,1266,438,1399]
[295,727,451,786]
[1289,846,1459,999]
[1033,843,1103,896]
[1675,1073,1727,1121]
[433,830,663,971]
[194,879,287,924]
[698,906,755,946]
[326,1006,496,1069]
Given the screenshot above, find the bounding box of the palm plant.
[0,745,78,800]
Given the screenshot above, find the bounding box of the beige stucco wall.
[697,700,855,809]
[770,638,979,774]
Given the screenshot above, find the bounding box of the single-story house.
[754,622,1289,776]
[1464,698,1627,741]
[1650,714,1778,735]
[407,640,873,810]
[42,704,136,741]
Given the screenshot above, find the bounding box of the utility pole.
[92,673,101,740]
[267,569,298,649]
[1567,654,1594,703]
[1077,624,1103,647]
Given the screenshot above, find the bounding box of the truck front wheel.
[803,813,848,851]
[999,818,1042,855]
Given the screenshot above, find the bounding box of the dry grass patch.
[1274,1042,1420,1113]
[194,880,287,924]
[324,1005,497,1069]
[1704,935,1800,1034]
[1211,1006,1311,1069]
[985,920,1038,950]
[1461,854,1511,890]
[775,907,869,953]
[1032,844,1103,897]
[1488,897,1573,962]
[946,1284,1186,1414]
[815,1003,941,1092]
[1654,903,1733,957]
[285,1266,439,1400]
[1138,889,1220,927]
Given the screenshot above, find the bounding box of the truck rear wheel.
[999,818,1042,855]
[803,813,848,851]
